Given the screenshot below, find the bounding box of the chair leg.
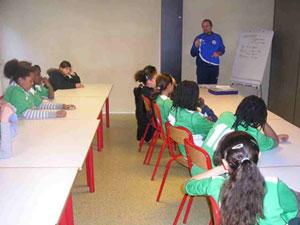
[173,194,188,225]
[156,157,176,202]
[138,123,150,152]
[151,140,167,180]
[209,220,213,225]
[183,196,194,224]
[146,131,160,165]
[143,130,158,165]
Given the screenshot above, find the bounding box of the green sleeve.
[4,89,33,116]
[185,177,224,203]
[192,113,214,139]
[163,99,173,116]
[31,93,43,107]
[252,129,276,152]
[38,86,49,98]
[277,180,299,222]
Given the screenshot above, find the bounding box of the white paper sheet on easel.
[231,30,274,86]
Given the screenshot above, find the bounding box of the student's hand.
[56,110,67,118]
[42,78,51,87]
[75,83,84,88]
[63,104,76,110]
[194,39,201,48]
[1,103,14,122]
[212,52,221,57]
[278,134,289,143]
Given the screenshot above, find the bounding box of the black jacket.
[47,68,81,91]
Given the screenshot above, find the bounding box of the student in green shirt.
[200,95,288,169]
[155,73,176,132]
[3,59,75,119]
[185,131,300,225]
[168,80,214,157]
[32,65,55,99]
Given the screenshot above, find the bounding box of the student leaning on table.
[47,60,84,91]
[0,101,17,159]
[190,95,288,175]
[167,80,214,157]
[185,131,300,225]
[3,59,75,119]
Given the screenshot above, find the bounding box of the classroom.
[0,0,299,225]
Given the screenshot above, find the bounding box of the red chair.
[156,122,193,202]
[173,138,220,225]
[143,102,168,180]
[138,96,156,153]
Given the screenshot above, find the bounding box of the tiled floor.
[72,114,210,225]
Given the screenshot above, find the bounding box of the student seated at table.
[185,131,300,225]
[168,80,214,157]
[32,65,54,99]
[154,73,176,132]
[47,60,84,91]
[134,65,157,143]
[3,59,75,119]
[0,101,18,159]
[197,95,288,169]
[197,97,218,122]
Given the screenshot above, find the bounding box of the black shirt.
[47,68,81,91]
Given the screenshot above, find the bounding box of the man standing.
[190,19,225,84]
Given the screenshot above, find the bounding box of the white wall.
[0,0,160,112]
[182,0,274,102]
[0,0,275,111]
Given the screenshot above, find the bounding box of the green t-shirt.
[35,85,49,98]
[202,112,276,165]
[4,85,36,116]
[185,176,298,225]
[168,107,214,157]
[156,95,173,132]
[29,89,43,107]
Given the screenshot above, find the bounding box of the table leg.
[97,111,103,151]
[105,97,110,128]
[58,194,74,225]
[86,147,95,193]
[65,194,74,225]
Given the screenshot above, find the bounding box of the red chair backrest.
[183,138,221,225]
[183,138,213,172]
[165,122,194,159]
[209,196,221,225]
[142,96,156,128]
[152,103,166,139]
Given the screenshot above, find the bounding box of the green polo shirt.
[185,176,298,225]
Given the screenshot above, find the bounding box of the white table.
[55,83,113,98]
[260,166,300,192]
[200,87,282,121]
[258,119,300,167]
[0,168,77,225]
[53,96,105,120]
[0,119,98,168]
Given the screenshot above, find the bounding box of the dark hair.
[59,60,72,68]
[4,59,34,82]
[172,80,199,111]
[156,73,173,93]
[214,131,265,225]
[32,65,41,73]
[134,65,157,85]
[202,19,213,27]
[232,95,267,130]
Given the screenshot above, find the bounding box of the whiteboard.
[231,30,274,86]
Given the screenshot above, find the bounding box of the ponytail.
[156,73,173,94]
[4,59,33,82]
[221,160,265,225]
[134,65,157,85]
